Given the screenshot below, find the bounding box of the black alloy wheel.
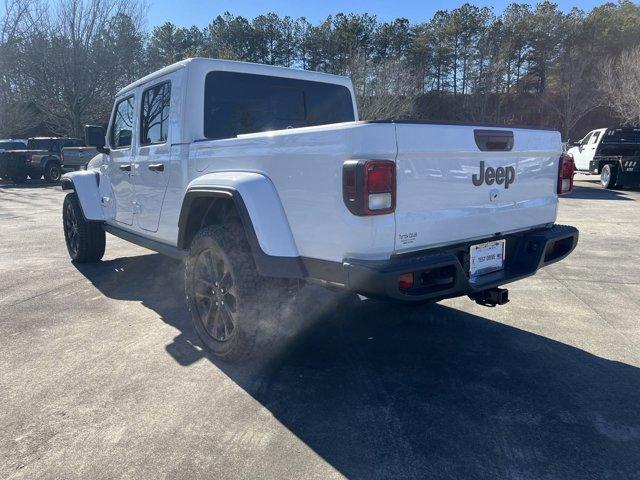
[193,248,239,343]
[64,197,81,257]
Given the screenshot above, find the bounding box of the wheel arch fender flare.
[60,170,105,221]
[178,172,305,278]
[41,155,61,169]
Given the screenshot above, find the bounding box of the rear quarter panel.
[188,122,397,262]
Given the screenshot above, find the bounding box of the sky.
[146,0,606,28]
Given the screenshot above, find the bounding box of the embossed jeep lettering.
[472,161,516,189]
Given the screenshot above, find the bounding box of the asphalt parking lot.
[1,174,640,479]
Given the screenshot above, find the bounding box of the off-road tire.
[185,224,271,361]
[63,192,105,262]
[600,163,620,190]
[44,162,62,183]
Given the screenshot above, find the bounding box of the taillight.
[25,154,32,164]
[557,154,574,194]
[343,160,396,216]
[398,272,414,290]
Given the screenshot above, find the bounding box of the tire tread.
[185,223,294,361]
[63,193,105,263]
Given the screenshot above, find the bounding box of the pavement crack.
[1,278,85,309]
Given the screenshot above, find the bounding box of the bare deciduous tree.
[0,0,39,136]
[601,45,640,126]
[34,0,145,136]
[356,56,417,120]
[546,46,603,139]
[1,0,146,137]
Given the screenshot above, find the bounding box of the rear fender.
[61,170,105,221]
[179,172,304,278]
[41,155,60,170]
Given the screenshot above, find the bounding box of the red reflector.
[366,163,394,192]
[398,272,414,290]
[557,154,574,194]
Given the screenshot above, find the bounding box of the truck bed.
[61,147,98,169]
[190,120,562,262]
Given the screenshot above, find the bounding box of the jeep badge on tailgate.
[472,161,516,189]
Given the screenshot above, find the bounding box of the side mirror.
[84,125,109,154]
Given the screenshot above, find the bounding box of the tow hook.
[470,287,509,307]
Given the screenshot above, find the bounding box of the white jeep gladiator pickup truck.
[61,58,578,360]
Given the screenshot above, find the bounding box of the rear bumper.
[343,224,578,303]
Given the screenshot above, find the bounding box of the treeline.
[2,0,640,141]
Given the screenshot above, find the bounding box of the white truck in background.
[61,58,578,360]
[568,127,640,189]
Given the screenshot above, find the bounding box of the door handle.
[148,163,164,172]
[119,164,132,172]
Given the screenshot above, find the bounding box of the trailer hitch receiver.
[470,287,509,307]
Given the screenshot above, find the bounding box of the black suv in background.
[0,137,83,183]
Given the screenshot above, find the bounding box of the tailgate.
[0,152,27,171]
[394,123,561,253]
[61,148,83,166]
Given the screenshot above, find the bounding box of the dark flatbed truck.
[590,155,640,189]
[585,128,640,189]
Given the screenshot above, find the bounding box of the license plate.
[470,240,505,277]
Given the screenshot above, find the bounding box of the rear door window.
[140,81,171,146]
[203,71,354,140]
[110,97,135,149]
[28,139,52,150]
[54,139,79,152]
